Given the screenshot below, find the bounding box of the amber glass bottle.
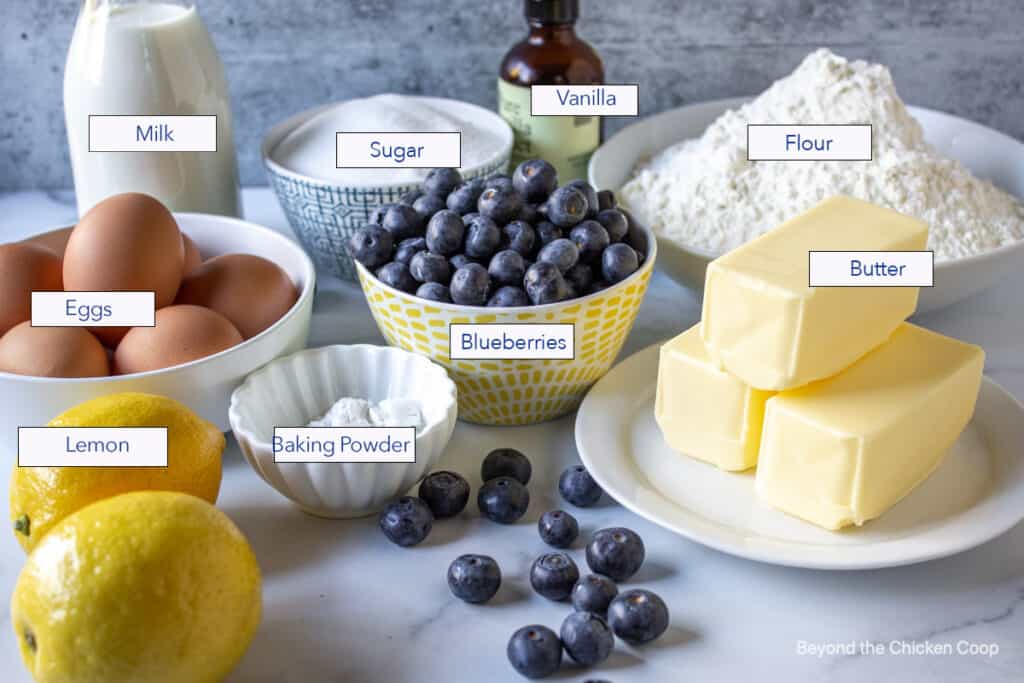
[498,0,604,183]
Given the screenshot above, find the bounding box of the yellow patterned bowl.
[355,228,656,426]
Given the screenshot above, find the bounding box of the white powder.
[620,49,1024,261]
[308,397,423,431]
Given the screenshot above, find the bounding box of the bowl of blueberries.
[349,159,656,427]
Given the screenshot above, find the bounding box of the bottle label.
[531,85,639,117]
[498,79,599,183]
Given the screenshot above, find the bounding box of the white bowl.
[590,97,1024,313]
[0,213,315,443]
[228,344,459,518]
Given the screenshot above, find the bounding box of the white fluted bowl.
[229,344,458,518]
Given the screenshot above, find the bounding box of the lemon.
[10,392,224,552]
[11,491,262,683]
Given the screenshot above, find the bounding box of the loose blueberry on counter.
[478,185,524,225]
[572,574,618,615]
[601,243,640,284]
[596,208,629,243]
[418,470,470,518]
[518,203,542,225]
[524,262,570,305]
[398,189,423,206]
[450,263,491,306]
[393,236,427,265]
[558,464,603,507]
[477,476,530,524]
[606,589,669,645]
[425,210,466,256]
[560,612,614,666]
[538,510,579,548]
[513,159,558,203]
[369,203,394,225]
[535,221,563,248]
[530,552,580,601]
[507,625,562,679]
[382,204,425,242]
[586,527,645,582]
[565,263,594,294]
[348,225,394,269]
[412,192,447,220]
[488,286,531,307]
[565,179,599,218]
[464,215,503,260]
[481,448,533,484]
[446,179,485,215]
[379,496,433,547]
[423,167,463,197]
[484,174,515,192]
[501,220,537,256]
[416,282,452,303]
[410,251,452,285]
[449,253,477,270]
[546,186,588,228]
[536,238,579,274]
[569,221,611,264]
[597,189,617,212]
[447,554,501,604]
[489,250,527,287]
[375,261,418,293]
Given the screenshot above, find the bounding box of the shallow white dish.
[575,344,1024,570]
[0,213,315,442]
[229,344,458,518]
[589,97,1024,313]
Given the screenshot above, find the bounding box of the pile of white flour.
[620,49,1024,261]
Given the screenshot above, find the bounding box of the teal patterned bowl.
[262,100,512,280]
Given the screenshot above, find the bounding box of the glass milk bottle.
[64,0,241,217]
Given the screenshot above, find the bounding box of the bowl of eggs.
[0,193,316,435]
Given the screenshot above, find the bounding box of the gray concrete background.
[3,0,1023,190]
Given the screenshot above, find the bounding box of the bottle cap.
[525,0,579,23]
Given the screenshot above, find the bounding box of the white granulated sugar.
[620,49,1024,261]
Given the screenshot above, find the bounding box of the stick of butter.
[701,196,928,390]
[755,323,984,530]
[655,324,775,471]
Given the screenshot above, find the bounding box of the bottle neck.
[526,20,577,45]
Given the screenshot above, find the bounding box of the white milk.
[64,0,240,217]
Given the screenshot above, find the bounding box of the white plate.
[589,98,1024,313]
[575,344,1024,570]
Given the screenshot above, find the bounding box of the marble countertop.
[1,189,1022,683]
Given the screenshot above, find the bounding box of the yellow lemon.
[10,392,223,551]
[11,491,262,683]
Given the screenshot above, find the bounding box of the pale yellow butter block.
[655,324,775,471]
[701,196,928,390]
[755,323,984,530]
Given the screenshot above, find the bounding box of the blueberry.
[410,251,452,285]
[375,261,417,293]
[425,210,466,256]
[524,262,570,305]
[560,612,614,666]
[446,179,485,215]
[565,263,594,294]
[461,211,480,224]
[450,263,490,306]
[488,286,531,307]
[393,236,427,265]
[601,243,640,284]
[538,510,579,548]
[482,447,532,484]
[589,280,611,294]
[572,574,618,615]
[501,220,536,256]
[518,203,542,225]
[418,470,470,518]
[569,220,611,264]
[530,552,580,601]
[565,179,599,218]
[398,189,422,206]
[448,554,501,604]
[606,589,669,645]
[596,208,629,243]
[597,189,617,212]
[423,167,463,197]
[545,186,588,228]
[379,496,433,547]
[464,215,502,260]
[477,476,530,524]
[507,625,562,679]
[621,208,649,262]
[488,250,527,287]
[478,185,524,226]
[382,204,425,241]
[368,203,394,225]
[513,159,558,203]
[535,221,563,248]
[586,527,645,582]
[558,464,603,507]
[449,253,477,270]
[348,225,394,269]
[412,192,447,220]
[536,238,579,273]
[416,282,452,303]
[484,174,515,192]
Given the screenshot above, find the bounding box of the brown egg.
[175,254,299,339]
[23,226,73,257]
[0,322,109,378]
[114,304,243,374]
[0,242,64,336]
[63,193,185,346]
[182,233,203,276]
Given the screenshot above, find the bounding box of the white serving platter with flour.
[575,344,1024,570]
[589,97,1024,313]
